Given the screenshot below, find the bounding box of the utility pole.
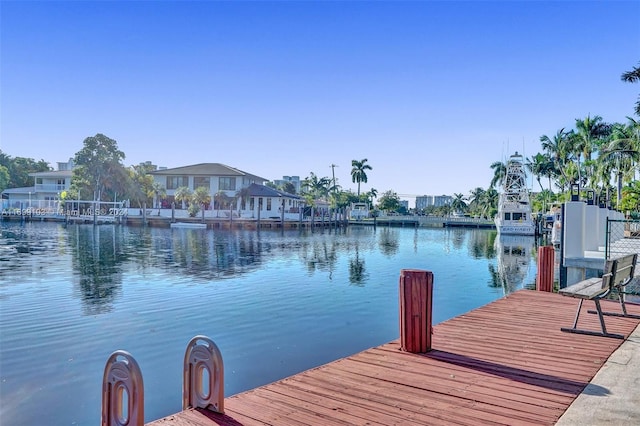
[330,164,338,226]
[330,164,338,195]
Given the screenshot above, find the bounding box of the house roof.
[247,183,302,200]
[151,163,267,181]
[29,170,72,178]
[1,186,35,195]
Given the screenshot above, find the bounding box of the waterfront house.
[149,163,304,219]
[242,183,304,219]
[1,160,73,210]
[149,163,267,208]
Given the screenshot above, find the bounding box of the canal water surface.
[0,222,538,425]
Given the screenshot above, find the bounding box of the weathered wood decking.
[148,290,640,425]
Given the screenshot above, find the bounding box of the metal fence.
[606,219,640,260]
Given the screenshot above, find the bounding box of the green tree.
[376,190,400,213]
[489,161,506,189]
[620,181,640,213]
[571,115,611,186]
[0,150,51,188]
[73,134,126,202]
[213,190,230,216]
[351,158,372,196]
[540,128,571,191]
[302,172,331,204]
[365,187,378,205]
[280,181,296,194]
[601,121,640,206]
[621,62,640,116]
[152,182,167,208]
[0,165,9,193]
[236,186,251,212]
[451,193,467,214]
[480,188,499,219]
[174,186,192,208]
[191,186,211,217]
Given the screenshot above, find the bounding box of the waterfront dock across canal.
[146,290,640,425]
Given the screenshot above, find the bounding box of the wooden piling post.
[399,269,433,353]
[536,246,555,292]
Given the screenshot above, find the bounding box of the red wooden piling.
[536,246,555,292]
[399,269,433,353]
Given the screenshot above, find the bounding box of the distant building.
[415,195,452,210]
[415,195,432,210]
[433,195,452,207]
[400,200,409,210]
[273,176,301,193]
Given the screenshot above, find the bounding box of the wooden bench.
[559,253,638,339]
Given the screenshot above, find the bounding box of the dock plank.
[148,290,640,426]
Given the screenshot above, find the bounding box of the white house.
[1,160,74,210]
[149,163,267,208]
[149,163,304,219]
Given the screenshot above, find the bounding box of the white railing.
[34,184,67,192]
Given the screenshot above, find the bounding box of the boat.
[495,152,535,235]
[170,222,207,229]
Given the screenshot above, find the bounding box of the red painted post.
[536,246,555,292]
[399,269,433,353]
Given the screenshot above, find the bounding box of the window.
[267,198,272,211]
[219,177,236,191]
[166,176,188,189]
[194,177,210,189]
[250,198,254,210]
[512,213,523,221]
[503,212,511,220]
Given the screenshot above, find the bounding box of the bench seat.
[559,253,638,339]
[559,277,607,299]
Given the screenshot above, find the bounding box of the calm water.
[0,222,538,425]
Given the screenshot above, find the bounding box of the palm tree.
[235,186,251,213]
[573,115,610,185]
[365,188,378,205]
[192,186,211,219]
[621,62,640,116]
[213,190,230,217]
[351,158,372,196]
[540,128,571,191]
[467,187,485,216]
[601,121,640,206]
[526,153,549,192]
[174,186,192,209]
[451,193,467,215]
[152,182,167,208]
[489,161,506,189]
[481,188,499,219]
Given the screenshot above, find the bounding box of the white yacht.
[495,152,535,235]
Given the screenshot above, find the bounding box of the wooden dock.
[148,290,640,425]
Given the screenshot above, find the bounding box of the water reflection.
[68,225,124,314]
[491,235,537,293]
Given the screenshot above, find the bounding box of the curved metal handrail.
[101,350,144,426]
[183,335,224,413]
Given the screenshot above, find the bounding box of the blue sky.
[1,1,639,204]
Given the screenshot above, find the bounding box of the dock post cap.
[183,335,225,413]
[101,350,144,426]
